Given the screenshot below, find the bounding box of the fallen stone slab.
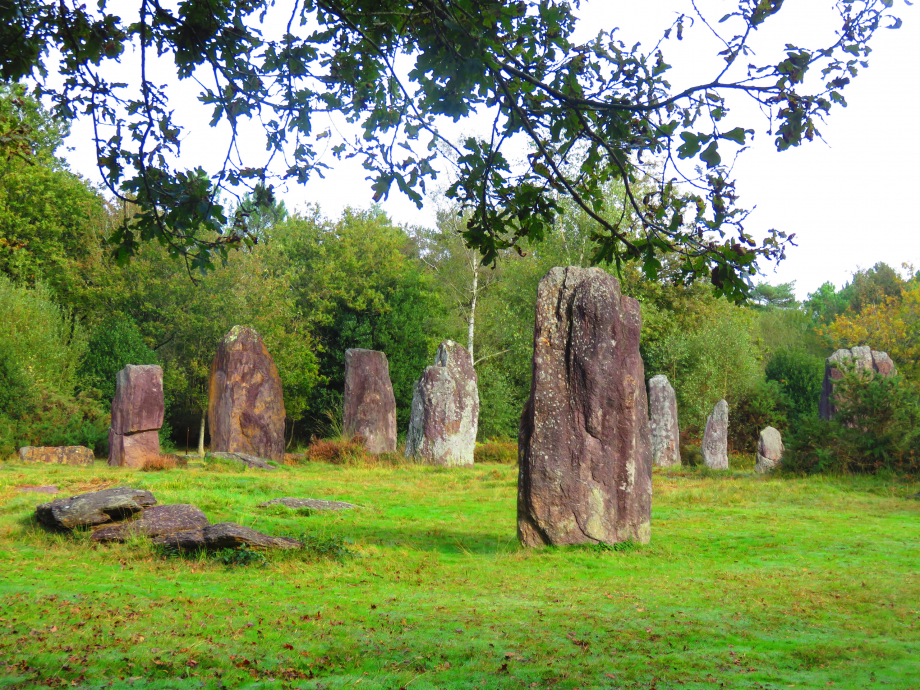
[18,446,94,466]
[258,497,357,511]
[36,487,157,530]
[153,522,301,550]
[91,504,210,543]
[17,485,60,494]
[205,451,277,470]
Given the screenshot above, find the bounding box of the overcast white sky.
[59,0,919,300]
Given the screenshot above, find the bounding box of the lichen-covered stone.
[701,399,729,469]
[110,365,164,434]
[405,340,479,466]
[517,267,653,547]
[819,346,897,420]
[755,426,784,474]
[108,428,161,469]
[153,522,302,550]
[343,349,397,454]
[35,487,157,530]
[648,375,680,467]
[208,326,286,461]
[91,504,209,543]
[18,446,94,466]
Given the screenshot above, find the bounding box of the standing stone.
[701,399,729,469]
[18,446,94,466]
[405,340,479,466]
[755,426,784,473]
[648,375,681,467]
[343,349,397,454]
[208,326,286,461]
[108,364,164,468]
[517,267,653,547]
[819,346,897,420]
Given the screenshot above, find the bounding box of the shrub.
[78,315,157,401]
[765,348,825,422]
[307,436,369,464]
[474,439,518,464]
[730,379,790,452]
[142,455,177,472]
[783,367,920,475]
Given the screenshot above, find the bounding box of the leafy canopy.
[0,0,906,297]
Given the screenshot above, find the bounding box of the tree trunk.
[198,410,206,457]
[467,261,478,361]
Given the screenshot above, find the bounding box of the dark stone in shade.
[343,349,397,454]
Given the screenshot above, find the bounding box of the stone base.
[108,429,161,469]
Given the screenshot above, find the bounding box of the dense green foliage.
[785,368,920,475]
[0,461,918,687]
[4,2,901,297]
[0,85,917,474]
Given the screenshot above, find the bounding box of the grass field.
[0,457,918,689]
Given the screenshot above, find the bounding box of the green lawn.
[0,459,918,689]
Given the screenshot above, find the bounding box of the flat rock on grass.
[206,451,277,470]
[258,497,356,511]
[153,522,301,550]
[91,504,209,543]
[36,487,157,530]
[18,446,94,466]
[17,485,60,494]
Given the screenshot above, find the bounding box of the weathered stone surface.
[343,349,397,454]
[820,346,897,420]
[405,340,479,466]
[110,365,164,434]
[91,504,209,543]
[18,446,94,466]
[17,485,59,494]
[205,451,277,470]
[153,522,302,550]
[755,426,784,474]
[258,497,357,511]
[702,399,729,469]
[35,487,157,530]
[517,267,653,547]
[108,428,161,469]
[208,326,286,461]
[648,375,681,468]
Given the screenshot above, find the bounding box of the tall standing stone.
[517,267,653,547]
[755,426,784,473]
[819,346,897,420]
[648,375,681,467]
[208,326,286,461]
[108,364,164,468]
[405,340,479,466]
[343,349,397,454]
[701,399,729,469]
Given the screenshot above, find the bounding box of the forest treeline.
[2,86,919,470]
